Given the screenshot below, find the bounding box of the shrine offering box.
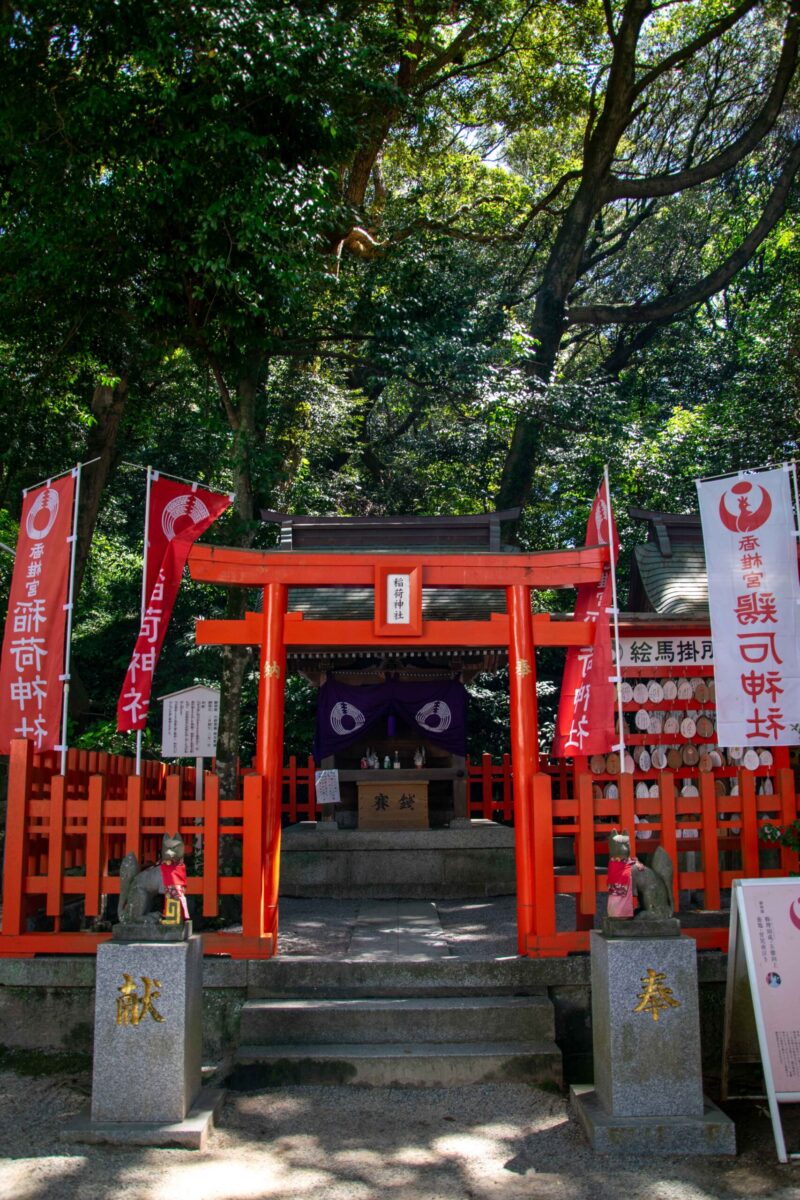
[357,781,429,830]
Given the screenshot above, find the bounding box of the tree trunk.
[215,376,259,799]
[73,377,129,597]
[496,0,651,517]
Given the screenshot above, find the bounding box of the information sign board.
[722,878,800,1162]
[160,685,220,758]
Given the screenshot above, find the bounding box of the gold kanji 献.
[115,974,165,1026]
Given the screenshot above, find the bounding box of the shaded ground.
[4,898,793,1197]
[266,892,722,959]
[273,895,574,958]
[0,1071,798,1200]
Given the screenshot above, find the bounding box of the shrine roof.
[261,509,521,553]
[627,508,708,618]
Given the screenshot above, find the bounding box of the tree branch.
[415,2,541,96]
[632,0,759,97]
[414,20,479,88]
[183,277,240,429]
[603,0,618,43]
[568,140,800,326]
[607,8,800,200]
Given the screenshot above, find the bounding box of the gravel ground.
[4,899,796,1197]
[0,1071,798,1200]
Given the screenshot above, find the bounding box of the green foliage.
[761,819,800,856]
[1,1,799,765]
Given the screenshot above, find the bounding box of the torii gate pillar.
[508,585,538,953]
[257,582,287,943]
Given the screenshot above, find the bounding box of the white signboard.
[697,467,800,746]
[161,685,220,757]
[614,636,713,669]
[387,574,411,625]
[314,769,341,806]
[722,879,800,1162]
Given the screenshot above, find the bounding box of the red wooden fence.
[1,740,796,958]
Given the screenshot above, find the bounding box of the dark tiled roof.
[632,543,708,618]
[263,509,521,553]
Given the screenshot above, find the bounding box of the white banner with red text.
[117,477,232,733]
[552,482,618,757]
[0,474,76,754]
[697,466,800,747]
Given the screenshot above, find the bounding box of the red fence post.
[481,752,493,819]
[659,772,679,912]
[287,756,297,824]
[699,773,721,911]
[776,767,800,875]
[84,774,105,918]
[125,774,143,859]
[502,753,512,821]
[619,771,636,858]
[165,774,181,840]
[307,756,317,821]
[202,773,220,919]
[576,771,596,919]
[46,774,67,920]
[740,770,760,877]
[2,739,33,936]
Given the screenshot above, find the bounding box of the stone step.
[246,956,564,998]
[238,994,555,1046]
[230,1040,562,1088]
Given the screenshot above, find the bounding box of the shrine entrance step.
[230,948,562,1089]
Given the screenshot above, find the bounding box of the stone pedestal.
[570,930,735,1155]
[63,935,221,1149]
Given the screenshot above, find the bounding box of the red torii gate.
[188,541,609,956]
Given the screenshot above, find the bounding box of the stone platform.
[570,930,736,1156]
[569,1084,736,1155]
[279,820,516,898]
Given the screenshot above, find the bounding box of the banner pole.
[120,461,233,501]
[694,460,790,485]
[59,464,82,777]
[135,465,153,775]
[23,457,101,496]
[604,464,626,771]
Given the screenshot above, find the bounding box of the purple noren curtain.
[314,679,467,759]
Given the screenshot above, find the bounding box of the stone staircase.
[229,958,562,1089]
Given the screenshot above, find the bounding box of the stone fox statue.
[118,833,185,924]
[608,829,674,919]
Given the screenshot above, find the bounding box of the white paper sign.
[697,467,800,746]
[315,769,341,805]
[161,686,220,757]
[387,574,411,624]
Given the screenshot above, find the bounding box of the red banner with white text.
[0,474,76,754]
[117,476,232,732]
[552,483,618,757]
